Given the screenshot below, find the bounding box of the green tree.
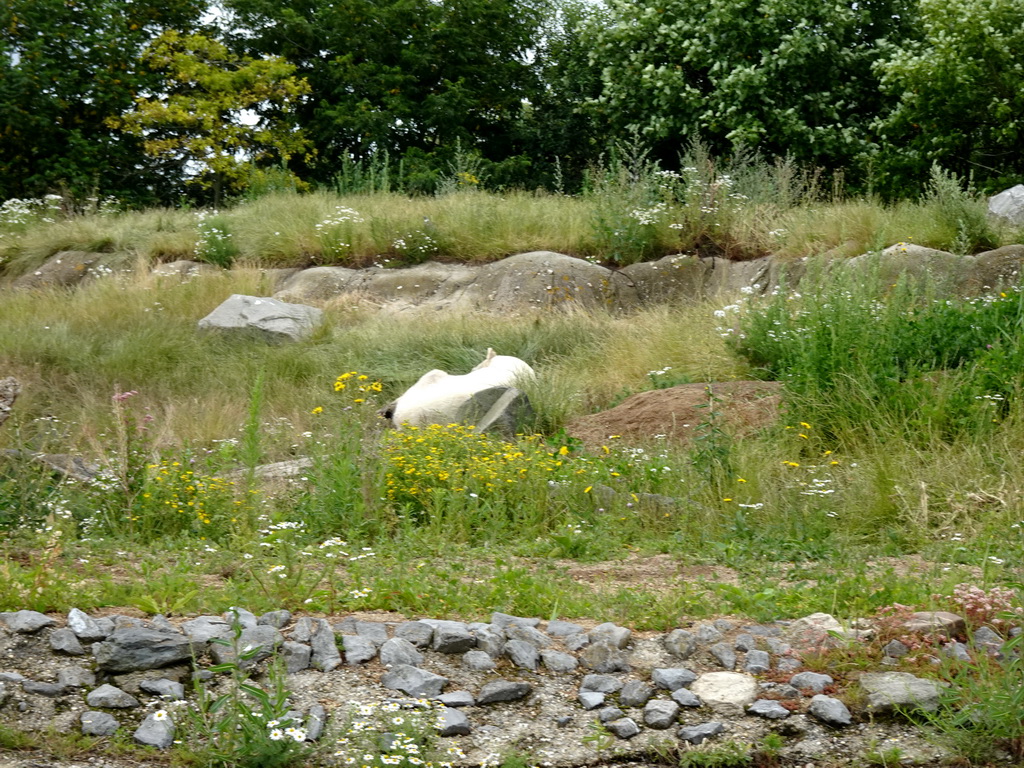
[0,0,205,203]
[587,0,917,175]
[110,30,311,205]
[224,0,550,187]
[872,0,1024,193]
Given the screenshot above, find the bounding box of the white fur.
[389,348,535,428]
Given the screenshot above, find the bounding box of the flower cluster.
[944,583,1023,630]
[334,371,384,405]
[140,460,243,536]
[335,700,457,768]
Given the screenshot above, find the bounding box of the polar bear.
[381,348,535,429]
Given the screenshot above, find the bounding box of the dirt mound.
[566,380,784,451]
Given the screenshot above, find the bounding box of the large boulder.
[197,294,323,342]
[11,250,131,289]
[619,254,709,305]
[988,184,1024,226]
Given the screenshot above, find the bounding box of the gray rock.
[710,642,737,669]
[505,639,539,670]
[589,622,631,649]
[290,617,318,643]
[426,620,476,654]
[94,627,194,673]
[713,619,735,633]
[81,710,120,737]
[472,625,506,657]
[198,294,323,342]
[306,704,327,741]
[883,639,910,658]
[181,616,233,645]
[734,633,756,652]
[336,618,388,646]
[652,667,697,691]
[578,691,605,709]
[605,717,640,739]
[580,641,630,673]
[437,691,475,707]
[477,680,531,704]
[777,657,802,673]
[789,671,833,694]
[381,665,448,697]
[747,699,790,719]
[765,637,792,655]
[223,607,258,629]
[1,610,56,633]
[258,610,292,629]
[678,721,726,745]
[281,641,312,673]
[438,707,472,736]
[643,699,680,729]
[87,683,140,708]
[596,706,624,723]
[547,619,586,637]
[689,672,758,715]
[0,672,26,682]
[380,637,423,668]
[564,632,590,652]
[22,680,66,697]
[943,641,972,662]
[394,621,435,648]
[540,649,578,673]
[663,629,697,659]
[134,711,175,749]
[670,688,702,708]
[971,626,1004,652]
[506,624,553,648]
[57,666,96,689]
[860,671,947,713]
[808,694,852,727]
[619,680,654,708]
[989,184,1024,226]
[694,624,725,644]
[139,678,185,700]
[309,619,342,672]
[68,608,107,641]
[462,650,497,672]
[744,650,771,674]
[210,625,282,667]
[580,674,623,693]
[490,612,541,629]
[50,627,86,655]
[343,635,378,665]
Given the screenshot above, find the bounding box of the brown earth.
[565,380,784,451]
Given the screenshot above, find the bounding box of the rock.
[134,711,175,749]
[564,632,589,652]
[335,618,388,646]
[670,688,703,708]
[619,254,709,306]
[744,650,771,674]
[139,678,185,700]
[580,674,623,693]
[210,625,283,667]
[198,294,323,342]
[605,717,640,739]
[989,184,1024,226]
[380,637,423,668]
[689,672,758,715]
[425,620,476,654]
[81,710,120,736]
[94,627,194,673]
[280,641,312,673]
[490,612,541,629]
[710,642,737,670]
[579,641,630,673]
[643,699,680,729]
[477,680,531,704]
[748,699,790,720]
[381,665,448,697]
[22,681,66,697]
[471,625,506,657]
[860,672,948,713]
[342,635,378,665]
[181,615,233,644]
[678,721,726,745]
[505,624,553,649]
[788,613,847,650]
[578,691,605,709]
[808,694,852,727]
[902,611,965,637]
[306,704,327,741]
[438,707,472,736]
[547,620,586,637]
[663,630,698,660]
[50,628,86,656]
[588,622,631,649]
[67,608,107,641]
[789,671,834,694]
[540,649,578,673]
[462,650,497,672]
[597,706,625,723]
[57,666,96,689]
[12,250,130,289]
[437,691,475,708]
[505,639,539,671]
[1,610,56,633]
[258,610,293,629]
[971,626,1004,653]
[883,639,910,659]
[943,641,972,662]
[653,668,697,691]
[394,621,434,648]
[86,684,140,708]
[309,619,341,672]
[619,680,654,708]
